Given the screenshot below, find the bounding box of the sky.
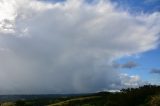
[0,0,159,94]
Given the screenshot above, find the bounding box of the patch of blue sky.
[111,0,160,13]
[117,47,160,84]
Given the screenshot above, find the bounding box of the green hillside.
[0,85,160,106]
[48,85,160,106]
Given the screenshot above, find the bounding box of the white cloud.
[119,74,148,88]
[0,0,159,94]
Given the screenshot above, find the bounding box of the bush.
[148,95,160,106]
[15,100,25,106]
[1,102,15,106]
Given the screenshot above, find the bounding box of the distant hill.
[0,85,160,106]
[0,94,84,102]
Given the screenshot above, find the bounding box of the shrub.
[1,102,15,106]
[148,95,160,106]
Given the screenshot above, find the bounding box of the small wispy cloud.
[122,61,139,69]
[150,68,160,74]
[113,61,139,69]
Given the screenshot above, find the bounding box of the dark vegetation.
[0,85,160,106]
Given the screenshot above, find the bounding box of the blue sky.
[111,0,160,13]
[117,47,160,84]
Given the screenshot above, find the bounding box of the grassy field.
[48,96,100,106]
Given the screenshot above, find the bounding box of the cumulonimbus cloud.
[0,0,159,94]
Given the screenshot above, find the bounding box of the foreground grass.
[48,96,100,106]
